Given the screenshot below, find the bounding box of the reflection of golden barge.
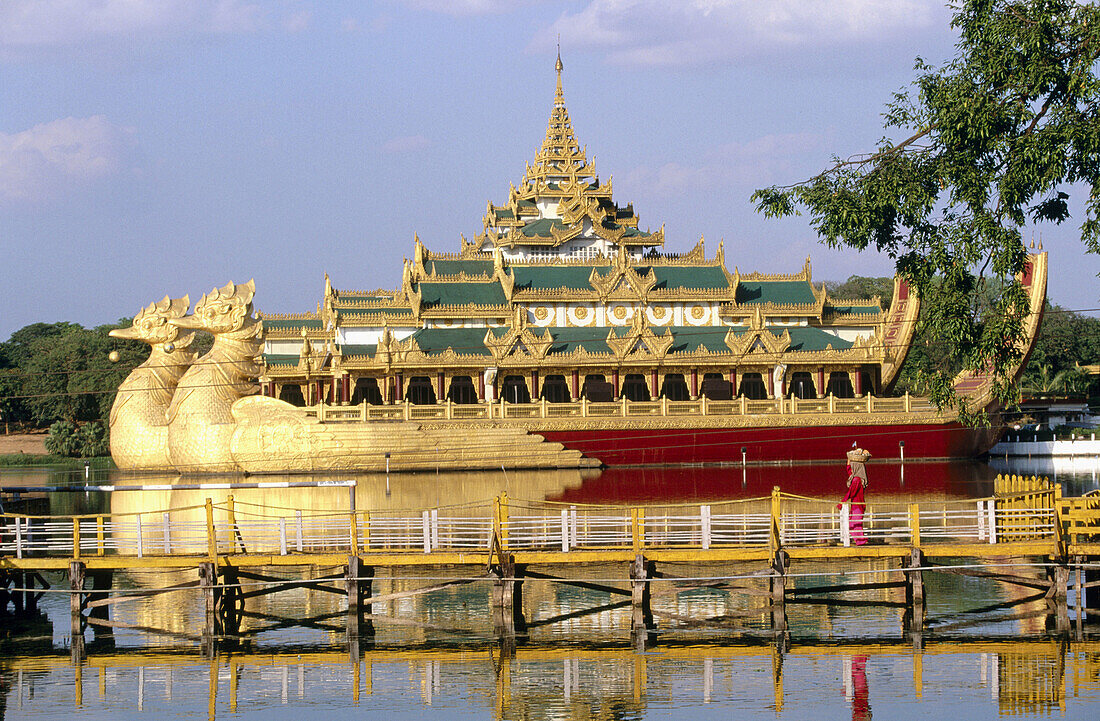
[108,57,1046,474]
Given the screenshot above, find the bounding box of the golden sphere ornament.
[108,351,120,363]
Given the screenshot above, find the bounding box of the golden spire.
[555,38,564,99]
[528,45,584,186]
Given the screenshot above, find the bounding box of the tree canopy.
[753,0,1100,421]
[0,321,146,433]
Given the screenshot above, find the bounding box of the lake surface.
[2,458,1099,720]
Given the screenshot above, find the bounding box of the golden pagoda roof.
[476,55,663,252]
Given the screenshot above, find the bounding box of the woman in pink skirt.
[838,449,870,545]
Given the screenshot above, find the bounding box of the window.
[738,373,768,400]
[790,372,816,399]
[621,374,651,402]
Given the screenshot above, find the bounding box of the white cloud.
[381,135,431,154]
[0,116,135,202]
[395,0,530,16]
[542,0,945,67]
[621,132,823,197]
[283,9,312,33]
[0,1,263,49]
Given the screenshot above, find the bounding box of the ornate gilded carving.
[166,280,263,473]
[605,310,674,360]
[108,295,196,470]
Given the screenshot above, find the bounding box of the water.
[2,458,1099,719]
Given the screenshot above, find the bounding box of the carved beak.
[109,327,140,339]
[169,316,207,330]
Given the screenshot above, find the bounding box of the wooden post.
[205,498,218,561]
[491,554,523,610]
[220,565,240,635]
[630,554,650,610]
[1048,563,1070,634]
[199,561,218,639]
[495,492,509,549]
[904,548,925,634]
[770,550,789,633]
[770,550,788,607]
[491,554,524,639]
[630,554,653,640]
[69,561,86,640]
[908,503,921,548]
[346,555,366,612]
[769,486,782,553]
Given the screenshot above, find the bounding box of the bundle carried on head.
[846,448,872,463]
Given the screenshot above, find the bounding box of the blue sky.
[2,0,1097,339]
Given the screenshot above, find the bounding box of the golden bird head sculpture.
[109,295,193,351]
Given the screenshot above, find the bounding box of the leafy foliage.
[824,276,895,311]
[753,0,1100,421]
[44,420,109,458]
[0,320,147,439]
[1020,301,1100,395]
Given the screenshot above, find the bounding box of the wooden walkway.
[2,474,1099,640]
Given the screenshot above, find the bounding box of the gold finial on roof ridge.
[555,37,564,92]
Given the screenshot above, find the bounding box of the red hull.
[541,422,998,466]
[548,460,999,505]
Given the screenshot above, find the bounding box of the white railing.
[0,491,1063,560]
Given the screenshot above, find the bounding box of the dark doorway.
[351,377,383,405]
[447,375,478,404]
[790,372,816,399]
[582,374,614,402]
[500,375,531,404]
[405,376,437,405]
[279,383,306,407]
[738,372,768,400]
[621,374,651,402]
[860,370,877,396]
[660,373,690,400]
[827,371,855,398]
[540,374,571,403]
[701,372,733,400]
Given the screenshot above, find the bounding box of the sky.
[1,0,1098,340]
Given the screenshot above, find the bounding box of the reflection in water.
[844,655,870,721]
[3,459,1100,718]
[989,455,1100,496]
[2,637,1099,720]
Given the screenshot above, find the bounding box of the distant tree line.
[826,276,1100,399]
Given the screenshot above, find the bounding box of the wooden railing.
[305,392,936,423]
[3,477,1092,562]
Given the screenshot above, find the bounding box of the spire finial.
[555,37,563,95]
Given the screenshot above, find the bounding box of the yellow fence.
[3,475,1096,566]
[306,392,936,423]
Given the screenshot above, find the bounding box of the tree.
[753,0,1100,422]
[824,276,895,310]
[1021,301,1100,395]
[0,319,147,431]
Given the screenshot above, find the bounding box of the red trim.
[548,460,996,505]
[541,422,996,465]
